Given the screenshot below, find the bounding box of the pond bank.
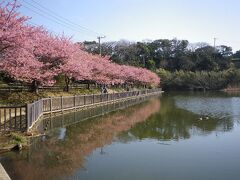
[223,87,240,92]
[0,132,29,154]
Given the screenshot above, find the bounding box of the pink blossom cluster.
[0,1,160,87]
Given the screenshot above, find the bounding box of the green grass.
[0,88,129,105]
[9,132,26,144]
[0,132,27,151]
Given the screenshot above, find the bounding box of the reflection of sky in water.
[1,95,240,180]
[58,128,66,140]
[175,97,240,121]
[231,98,240,124]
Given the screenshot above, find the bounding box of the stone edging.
[0,163,11,180]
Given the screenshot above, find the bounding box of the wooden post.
[26,104,29,130]
[9,108,12,129]
[84,94,86,105]
[74,95,76,108]
[19,107,22,130]
[0,109,1,132]
[93,94,95,104]
[50,97,52,113]
[61,96,63,112]
[4,109,6,131]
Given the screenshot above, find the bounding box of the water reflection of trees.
[122,96,234,141]
[1,99,160,180]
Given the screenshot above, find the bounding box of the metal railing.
[41,95,157,132]
[0,88,162,132]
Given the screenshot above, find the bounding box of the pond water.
[1,92,240,180]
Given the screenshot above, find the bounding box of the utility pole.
[140,54,146,67]
[97,36,106,56]
[214,37,217,49]
[213,38,217,61]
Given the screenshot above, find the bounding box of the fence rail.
[0,106,27,131]
[0,88,162,132]
[0,84,101,92]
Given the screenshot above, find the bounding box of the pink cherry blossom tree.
[0,0,48,93]
[0,0,160,93]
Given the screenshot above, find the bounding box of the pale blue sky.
[18,0,240,51]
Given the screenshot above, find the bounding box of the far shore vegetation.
[84,39,240,91]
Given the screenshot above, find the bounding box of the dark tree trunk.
[31,80,39,94]
[64,75,70,92]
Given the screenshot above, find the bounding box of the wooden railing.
[0,88,162,132]
[0,84,99,92]
[0,106,27,131]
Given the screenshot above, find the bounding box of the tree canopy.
[0,0,160,91]
[84,39,237,72]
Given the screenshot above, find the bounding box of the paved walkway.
[0,163,11,180]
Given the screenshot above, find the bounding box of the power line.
[22,5,96,38]
[29,0,102,36]
[20,0,104,38]
[22,0,98,36]
[27,20,60,35]
[21,1,95,36]
[22,6,80,33]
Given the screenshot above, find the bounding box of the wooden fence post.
[84,94,86,105]
[74,95,76,108]
[50,97,52,113]
[9,108,12,130]
[26,104,29,130]
[61,96,63,112]
[3,109,6,131]
[14,108,17,130]
[0,110,1,132]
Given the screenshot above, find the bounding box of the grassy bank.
[0,87,134,106]
[0,132,28,154]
